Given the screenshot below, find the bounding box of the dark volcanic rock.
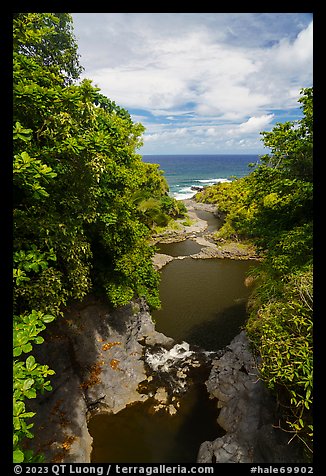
[197,331,304,463]
[25,297,174,463]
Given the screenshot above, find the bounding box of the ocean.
[142,154,259,200]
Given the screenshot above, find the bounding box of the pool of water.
[88,383,223,463]
[152,257,257,350]
[88,209,257,463]
[156,239,203,257]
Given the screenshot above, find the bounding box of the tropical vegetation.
[13,12,313,463]
[195,87,313,457]
[13,13,184,462]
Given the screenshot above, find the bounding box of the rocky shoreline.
[152,199,259,271]
[25,297,177,462]
[25,296,219,463]
[26,297,302,463]
[25,199,302,464]
[197,332,303,463]
[152,199,220,243]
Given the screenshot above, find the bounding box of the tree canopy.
[13,13,184,463]
[195,87,313,458]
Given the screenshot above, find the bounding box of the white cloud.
[86,29,267,119]
[273,21,313,70]
[145,127,188,142]
[236,114,275,134]
[89,66,190,110]
[72,13,313,154]
[241,21,313,110]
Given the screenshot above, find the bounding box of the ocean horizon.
[142,154,260,200]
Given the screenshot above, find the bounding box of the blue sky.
[71,13,313,155]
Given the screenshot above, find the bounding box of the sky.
[71,13,313,155]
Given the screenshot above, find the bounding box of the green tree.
[13,13,83,85]
[13,12,175,461]
[260,87,313,182]
[245,90,313,455]
[195,88,313,457]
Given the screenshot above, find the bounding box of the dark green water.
[89,210,257,463]
[192,209,223,233]
[157,239,203,257]
[88,384,223,463]
[152,257,255,351]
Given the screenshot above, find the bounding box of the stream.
[88,206,257,463]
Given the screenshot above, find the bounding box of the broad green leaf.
[21,411,36,419]
[24,388,37,399]
[42,314,55,323]
[21,343,33,354]
[13,401,25,417]
[22,378,34,391]
[13,449,24,463]
[13,347,23,357]
[26,355,36,371]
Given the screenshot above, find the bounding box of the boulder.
[25,297,175,463]
[197,331,304,463]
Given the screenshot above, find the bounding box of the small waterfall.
[145,341,193,372]
[144,342,222,396]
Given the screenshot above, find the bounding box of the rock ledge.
[197,331,303,463]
